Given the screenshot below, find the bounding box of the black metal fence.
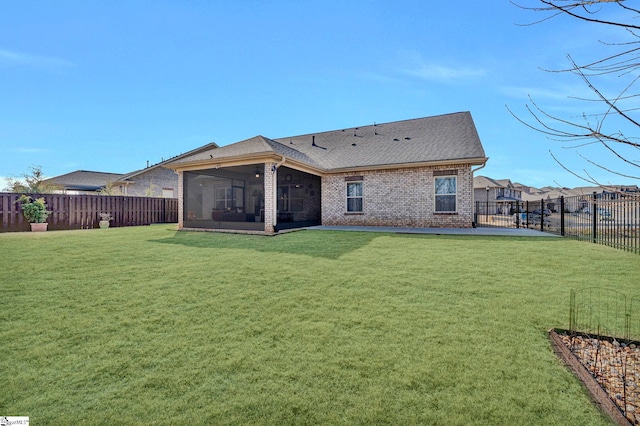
[1,192,178,233]
[475,192,640,254]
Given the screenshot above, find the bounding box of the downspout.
[471,162,487,227]
[471,162,486,174]
[471,163,487,204]
[272,156,286,229]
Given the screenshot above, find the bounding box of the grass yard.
[2,225,637,425]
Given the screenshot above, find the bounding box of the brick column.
[177,171,184,229]
[263,163,275,234]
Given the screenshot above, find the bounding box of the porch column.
[177,170,184,229]
[264,162,276,234]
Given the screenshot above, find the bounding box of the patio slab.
[305,225,557,237]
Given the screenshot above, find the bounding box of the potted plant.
[99,213,113,229]
[17,195,51,232]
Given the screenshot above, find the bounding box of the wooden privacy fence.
[0,192,178,233]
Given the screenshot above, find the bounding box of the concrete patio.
[305,225,557,237]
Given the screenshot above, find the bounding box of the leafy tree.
[510,0,640,186]
[98,181,122,196]
[4,165,59,193]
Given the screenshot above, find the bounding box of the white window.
[435,176,457,212]
[346,181,363,212]
[215,187,244,210]
[215,187,232,210]
[277,185,304,212]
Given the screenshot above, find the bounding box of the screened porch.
[183,165,321,232]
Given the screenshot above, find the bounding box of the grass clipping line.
[549,329,631,426]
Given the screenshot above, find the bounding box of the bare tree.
[509,0,640,187]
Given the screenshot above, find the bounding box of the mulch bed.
[550,329,639,425]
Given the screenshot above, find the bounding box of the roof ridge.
[275,111,471,140]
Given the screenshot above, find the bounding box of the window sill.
[434,212,458,215]
[344,212,364,215]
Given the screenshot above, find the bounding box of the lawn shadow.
[150,229,381,260]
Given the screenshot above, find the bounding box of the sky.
[1,1,638,189]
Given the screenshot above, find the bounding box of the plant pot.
[99,220,110,229]
[30,223,48,232]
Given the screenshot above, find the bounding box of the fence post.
[540,198,544,232]
[569,289,575,335]
[560,196,565,236]
[515,201,520,229]
[593,191,597,244]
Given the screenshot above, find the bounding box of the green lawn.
[2,225,635,425]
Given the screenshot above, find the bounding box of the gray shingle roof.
[168,111,486,171]
[169,136,285,165]
[45,170,123,190]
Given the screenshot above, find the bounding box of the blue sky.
[1,1,637,189]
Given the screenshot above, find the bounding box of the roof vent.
[393,138,399,141]
[352,143,357,146]
[312,135,317,147]
[404,137,411,140]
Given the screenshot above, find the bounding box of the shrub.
[17,195,51,223]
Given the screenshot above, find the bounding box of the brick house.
[165,112,487,234]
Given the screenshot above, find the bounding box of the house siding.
[321,165,474,228]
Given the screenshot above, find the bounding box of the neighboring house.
[165,111,488,234]
[45,142,219,197]
[474,176,522,214]
[43,170,125,195]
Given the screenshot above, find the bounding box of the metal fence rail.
[475,192,640,254]
[0,192,178,232]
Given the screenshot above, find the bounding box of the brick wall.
[264,162,275,234]
[321,165,475,228]
[125,167,178,198]
[177,171,184,229]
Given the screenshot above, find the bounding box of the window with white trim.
[435,176,457,212]
[346,181,363,213]
[277,185,304,212]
